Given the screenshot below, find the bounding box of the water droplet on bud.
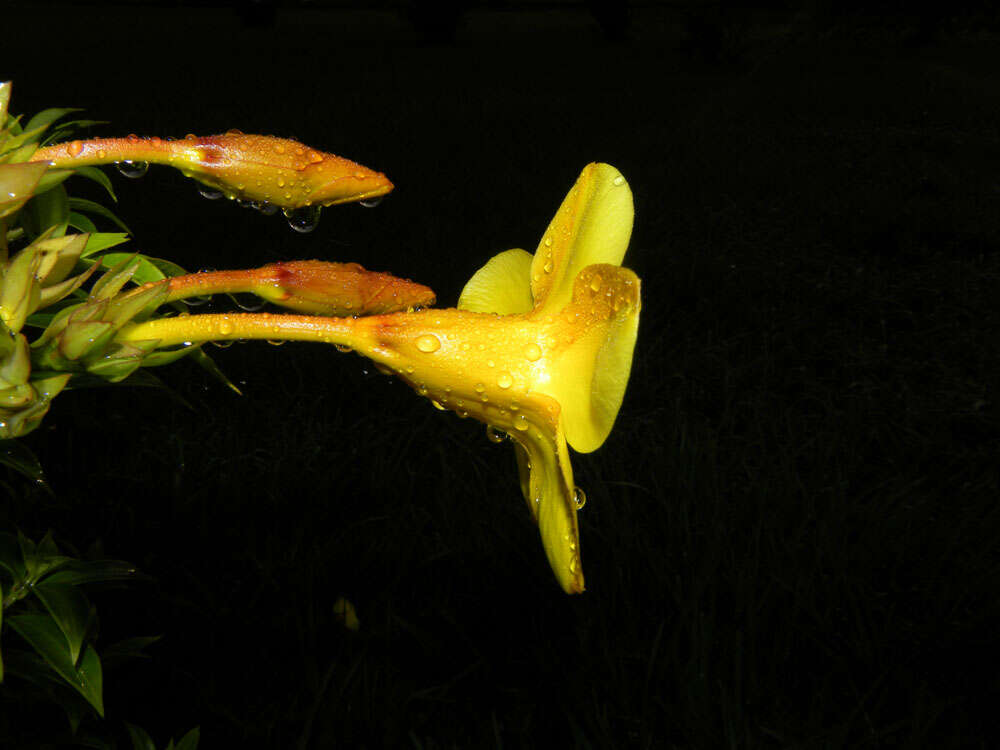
[198,186,223,200]
[359,196,383,208]
[283,205,321,233]
[415,334,441,353]
[573,486,587,509]
[116,160,149,178]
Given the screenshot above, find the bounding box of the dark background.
[3,1,999,747]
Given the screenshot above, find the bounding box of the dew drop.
[335,344,352,353]
[589,274,603,292]
[267,339,286,346]
[497,372,513,389]
[67,140,83,157]
[415,334,441,353]
[116,160,149,178]
[514,415,529,431]
[431,399,447,411]
[543,261,553,273]
[237,198,254,209]
[226,128,244,135]
[573,486,587,509]
[233,294,265,312]
[198,185,223,200]
[359,196,383,208]
[182,294,211,307]
[274,143,286,154]
[524,343,542,362]
[218,320,234,336]
[253,201,279,215]
[544,237,553,247]
[486,425,506,443]
[474,382,485,393]
[211,340,234,349]
[97,149,107,159]
[283,205,321,233]
[613,175,625,186]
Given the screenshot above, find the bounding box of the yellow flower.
[118,163,641,593]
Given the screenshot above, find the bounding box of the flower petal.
[510,395,585,594]
[457,248,534,314]
[530,163,633,315]
[541,264,641,454]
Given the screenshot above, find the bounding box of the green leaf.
[92,251,187,287]
[20,529,74,582]
[176,728,201,750]
[7,613,104,715]
[0,530,27,580]
[20,182,70,239]
[70,165,117,202]
[125,723,157,750]
[0,439,50,490]
[190,348,242,395]
[44,558,147,587]
[32,581,92,665]
[81,232,130,257]
[24,107,82,135]
[33,167,74,195]
[69,211,98,233]
[68,197,131,234]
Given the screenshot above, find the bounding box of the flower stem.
[118,312,359,350]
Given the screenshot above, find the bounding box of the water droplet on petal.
[524,343,542,362]
[573,486,587,509]
[359,196,383,208]
[486,425,506,443]
[514,415,529,431]
[218,320,234,336]
[199,185,224,200]
[211,340,234,349]
[116,160,149,178]
[474,382,485,393]
[544,237,553,247]
[431,399,447,411]
[589,274,602,292]
[283,205,321,233]
[267,339,286,346]
[415,334,441,353]
[613,175,625,186]
[335,344,352,353]
[497,372,513,389]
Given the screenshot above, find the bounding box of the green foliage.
[0,530,151,722]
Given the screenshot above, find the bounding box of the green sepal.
[85,339,161,383]
[33,232,89,286]
[0,383,34,408]
[59,320,114,360]
[0,162,48,219]
[0,245,42,332]
[38,261,99,309]
[0,82,11,128]
[0,332,30,387]
[90,254,140,300]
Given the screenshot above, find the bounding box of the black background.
[3,2,999,748]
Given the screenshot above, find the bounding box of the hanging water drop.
[335,344,352,353]
[211,340,234,349]
[486,425,506,444]
[283,205,321,233]
[182,295,211,307]
[253,201,279,215]
[359,196,383,208]
[233,293,265,312]
[198,185,223,200]
[573,486,587,509]
[266,339,286,346]
[116,160,149,178]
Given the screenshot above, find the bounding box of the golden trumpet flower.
[117,163,640,593]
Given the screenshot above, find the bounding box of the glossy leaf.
[70,165,117,201]
[0,438,50,490]
[68,197,131,234]
[81,232,130,257]
[7,613,104,715]
[23,107,81,135]
[44,558,147,587]
[33,581,92,664]
[125,723,157,750]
